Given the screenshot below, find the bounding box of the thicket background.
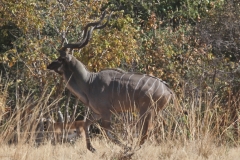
[0,0,240,147]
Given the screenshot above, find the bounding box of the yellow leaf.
[8,61,14,67]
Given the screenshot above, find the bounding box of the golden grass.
[0,80,240,160]
[0,138,240,160]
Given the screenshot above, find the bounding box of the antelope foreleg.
[83,119,95,152]
[84,112,102,152]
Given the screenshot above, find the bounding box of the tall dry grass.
[0,137,240,160]
[0,80,240,159]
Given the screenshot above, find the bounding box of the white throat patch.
[67,54,72,62]
[57,65,63,72]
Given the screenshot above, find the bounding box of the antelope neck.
[65,57,91,95]
[72,58,90,81]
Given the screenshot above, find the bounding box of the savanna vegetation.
[0,0,240,159]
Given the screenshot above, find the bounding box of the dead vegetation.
[0,79,240,159]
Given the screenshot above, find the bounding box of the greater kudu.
[47,12,181,152]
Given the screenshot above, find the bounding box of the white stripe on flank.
[118,74,126,95]
[161,82,165,95]
[139,76,152,93]
[152,80,161,96]
[126,74,134,100]
[153,82,166,104]
[112,73,118,97]
[132,75,145,99]
[151,81,164,105]
[146,78,157,96]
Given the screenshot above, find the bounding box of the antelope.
[47,11,184,152]
[45,119,85,143]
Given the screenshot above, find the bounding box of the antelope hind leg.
[101,119,130,151]
[139,109,154,145]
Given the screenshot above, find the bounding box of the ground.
[0,138,240,160]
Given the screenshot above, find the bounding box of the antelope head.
[47,11,111,74]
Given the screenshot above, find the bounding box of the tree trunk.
[64,91,71,122]
[71,98,79,122]
[84,107,90,122]
[35,118,44,145]
[54,81,64,123]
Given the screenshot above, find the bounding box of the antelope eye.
[57,58,64,62]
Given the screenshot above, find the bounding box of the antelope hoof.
[124,146,132,152]
[88,145,96,153]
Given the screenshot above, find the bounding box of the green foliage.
[0,0,44,32]
[106,0,224,27]
[135,0,239,104]
[0,0,240,144]
[0,0,139,108]
[196,1,240,61]
[80,12,139,71]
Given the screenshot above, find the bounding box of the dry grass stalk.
[0,80,240,159]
